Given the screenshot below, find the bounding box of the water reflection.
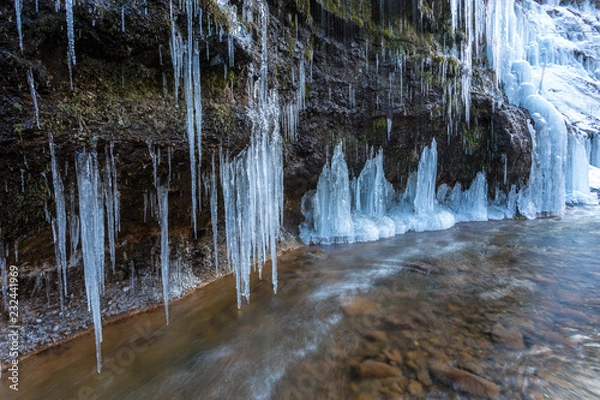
[7,207,600,399]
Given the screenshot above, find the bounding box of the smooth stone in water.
[491,322,525,350]
[429,360,501,399]
[357,359,403,379]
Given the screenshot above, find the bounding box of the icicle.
[169,0,183,102]
[158,182,170,324]
[14,0,23,52]
[68,183,79,266]
[66,0,76,89]
[193,40,203,213]
[76,149,105,373]
[228,34,234,67]
[148,143,158,189]
[143,191,148,223]
[386,117,392,141]
[121,7,125,33]
[110,143,120,234]
[103,144,120,273]
[28,69,41,129]
[210,154,219,274]
[49,133,68,307]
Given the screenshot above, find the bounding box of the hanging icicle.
[66,0,76,89]
[14,0,23,52]
[158,182,170,324]
[49,133,68,309]
[28,69,41,129]
[210,154,219,275]
[76,149,105,373]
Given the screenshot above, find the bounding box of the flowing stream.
[5,206,600,399]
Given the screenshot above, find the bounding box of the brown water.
[4,206,600,399]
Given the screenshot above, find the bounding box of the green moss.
[463,126,484,154]
[372,117,387,135]
[297,0,311,16]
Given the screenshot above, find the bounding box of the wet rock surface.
[273,215,600,399]
[491,322,525,350]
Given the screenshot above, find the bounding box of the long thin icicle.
[14,0,23,51]
[28,69,40,129]
[66,0,76,89]
[210,154,219,274]
[103,144,119,273]
[158,182,170,324]
[49,133,68,308]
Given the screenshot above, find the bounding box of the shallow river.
[4,207,600,399]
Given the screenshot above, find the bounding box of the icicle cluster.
[281,60,306,142]
[170,0,203,236]
[220,0,282,307]
[438,172,489,222]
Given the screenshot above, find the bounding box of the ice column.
[591,135,600,168]
[353,148,393,217]
[444,171,489,221]
[566,135,597,204]
[299,143,354,245]
[414,139,438,214]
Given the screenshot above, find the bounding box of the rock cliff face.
[0,0,534,356]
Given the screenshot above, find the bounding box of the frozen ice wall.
[300,140,501,245]
[486,0,600,215]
